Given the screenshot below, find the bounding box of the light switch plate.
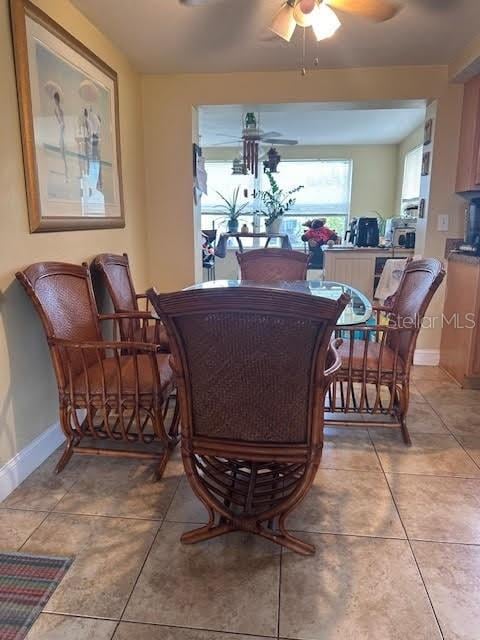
[437,214,449,232]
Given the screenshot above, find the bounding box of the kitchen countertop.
[322,246,415,253]
[448,251,480,265]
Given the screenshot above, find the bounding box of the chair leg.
[400,415,412,446]
[154,448,170,481]
[259,526,316,556]
[181,522,233,545]
[55,438,75,474]
[168,395,181,442]
[397,382,412,446]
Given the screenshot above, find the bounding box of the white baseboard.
[414,349,440,366]
[0,422,65,503]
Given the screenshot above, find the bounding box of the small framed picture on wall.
[424,118,433,145]
[421,151,431,176]
[419,198,426,219]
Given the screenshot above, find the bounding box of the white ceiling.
[199,103,426,146]
[71,0,480,74]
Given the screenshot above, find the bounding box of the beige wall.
[142,65,455,291]
[0,0,148,463]
[205,143,399,221]
[395,124,424,213]
[142,66,465,354]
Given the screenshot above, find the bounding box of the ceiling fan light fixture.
[311,2,341,41]
[269,0,297,42]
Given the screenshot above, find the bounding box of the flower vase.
[266,218,282,234]
[227,219,239,234]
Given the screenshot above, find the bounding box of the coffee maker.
[459,197,480,255]
[344,218,380,247]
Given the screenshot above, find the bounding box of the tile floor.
[1,367,480,639]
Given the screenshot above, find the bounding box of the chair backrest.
[93,253,138,312]
[16,262,102,385]
[387,258,445,364]
[237,249,309,282]
[149,287,348,447]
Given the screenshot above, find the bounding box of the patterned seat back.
[150,287,348,446]
[237,249,309,283]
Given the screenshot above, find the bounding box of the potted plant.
[258,170,303,233]
[215,186,250,233]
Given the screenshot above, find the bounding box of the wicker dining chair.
[236,248,309,282]
[326,258,445,444]
[148,286,349,555]
[16,262,179,477]
[93,253,169,351]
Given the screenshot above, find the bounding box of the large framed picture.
[10,0,125,232]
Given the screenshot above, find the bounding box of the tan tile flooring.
[1,367,480,639]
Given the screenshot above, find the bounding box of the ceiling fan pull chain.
[301,26,307,76]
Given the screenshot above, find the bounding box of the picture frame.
[10,0,125,232]
[418,198,426,219]
[424,118,433,145]
[421,151,431,176]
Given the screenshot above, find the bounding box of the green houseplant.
[215,186,250,233]
[258,170,303,233]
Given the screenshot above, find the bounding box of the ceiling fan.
[179,0,401,42]
[211,130,299,147]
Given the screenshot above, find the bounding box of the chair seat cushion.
[133,324,170,351]
[71,353,174,397]
[338,339,405,374]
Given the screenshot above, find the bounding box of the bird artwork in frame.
[10,0,125,232]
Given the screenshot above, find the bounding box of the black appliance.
[459,197,480,255]
[344,219,358,245]
[353,217,380,247]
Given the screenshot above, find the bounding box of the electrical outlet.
[437,214,449,232]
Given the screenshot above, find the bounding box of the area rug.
[0,552,72,640]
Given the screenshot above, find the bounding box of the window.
[201,159,352,247]
[271,160,352,246]
[200,162,252,236]
[401,145,422,202]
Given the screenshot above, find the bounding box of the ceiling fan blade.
[263,138,298,146]
[326,0,401,22]
[179,0,223,6]
[260,131,282,139]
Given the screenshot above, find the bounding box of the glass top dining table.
[185,280,372,327]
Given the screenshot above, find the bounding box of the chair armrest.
[340,324,414,334]
[324,338,343,378]
[48,337,161,353]
[99,312,153,321]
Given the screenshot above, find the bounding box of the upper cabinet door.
[456,75,480,194]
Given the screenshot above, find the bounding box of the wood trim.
[9,0,125,232]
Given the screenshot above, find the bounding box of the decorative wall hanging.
[421,151,431,176]
[424,118,433,145]
[263,147,281,173]
[242,112,261,178]
[10,0,124,232]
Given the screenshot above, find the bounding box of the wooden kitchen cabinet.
[440,254,480,388]
[456,74,480,194]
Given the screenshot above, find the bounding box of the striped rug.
[0,552,72,640]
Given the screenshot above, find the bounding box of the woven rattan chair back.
[17,262,102,384]
[236,248,309,282]
[387,258,445,365]
[148,286,348,554]
[93,253,138,312]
